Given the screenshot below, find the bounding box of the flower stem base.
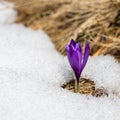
[75,79,79,93]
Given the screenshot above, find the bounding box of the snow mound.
[0,1,16,25]
[83,56,120,94]
[0,23,120,120]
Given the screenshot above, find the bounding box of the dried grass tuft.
[7,0,120,61]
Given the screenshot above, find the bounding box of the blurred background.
[7,0,120,61]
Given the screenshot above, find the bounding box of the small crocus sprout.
[66,39,90,92]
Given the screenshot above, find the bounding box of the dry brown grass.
[62,78,95,96]
[7,0,120,61]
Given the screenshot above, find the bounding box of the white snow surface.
[0,1,120,120]
[0,0,16,25]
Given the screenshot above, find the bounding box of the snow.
[0,1,120,120]
[82,56,120,95]
[0,0,16,25]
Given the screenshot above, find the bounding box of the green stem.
[75,79,79,93]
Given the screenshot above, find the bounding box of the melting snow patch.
[0,0,16,25]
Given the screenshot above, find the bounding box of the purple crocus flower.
[66,39,90,82]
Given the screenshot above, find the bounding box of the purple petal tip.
[70,39,76,46]
[66,44,70,52]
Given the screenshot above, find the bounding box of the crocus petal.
[66,39,90,82]
[67,45,78,69]
[67,45,82,80]
[69,44,75,54]
[82,42,90,70]
[66,44,74,64]
[66,44,70,52]
[76,42,82,53]
[76,49,82,80]
[75,43,83,76]
[70,39,76,47]
[69,50,80,80]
